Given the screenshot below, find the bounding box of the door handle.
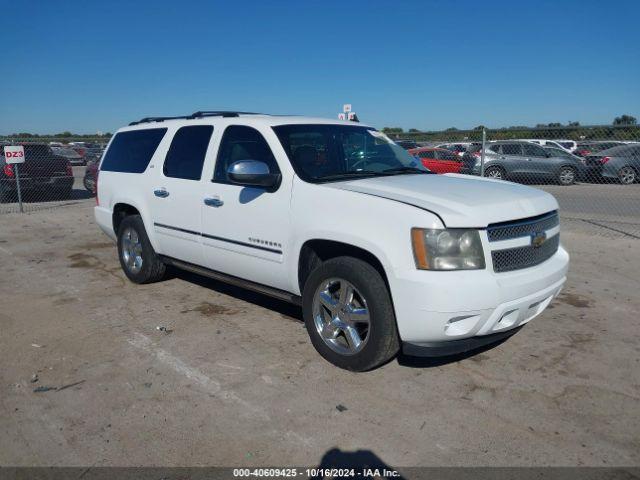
[204,197,224,207]
[154,188,169,198]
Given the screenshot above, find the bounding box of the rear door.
[522,143,554,180]
[149,125,214,266]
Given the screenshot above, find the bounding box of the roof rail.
[129,111,263,126]
[129,116,190,126]
[188,111,261,118]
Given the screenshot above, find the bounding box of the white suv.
[95,112,569,371]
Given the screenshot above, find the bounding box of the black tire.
[302,256,400,371]
[117,215,166,284]
[484,166,505,180]
[557,166,576,186]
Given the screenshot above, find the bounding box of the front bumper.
[390,246,569,345]
[403,326,523,357]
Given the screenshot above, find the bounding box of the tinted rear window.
[101,129,167,173]
[163,125,213,180]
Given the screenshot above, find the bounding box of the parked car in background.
[461,141,583,185]
[547,139,578,152]
[394,139,419,150]
[583,144,640,184]
[0,143,74,202]
[51,146,85,165]
[518,139,573,153]
[84,160,99,194]
[435,142,474,157]
[84,147,104,164]
[408,147,463,174]
[574,141,627,158]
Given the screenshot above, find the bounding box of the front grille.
[492,234,560,273]
[487,211,559,242]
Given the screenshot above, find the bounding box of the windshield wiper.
[381,166,433,175]
[315,170,381,182]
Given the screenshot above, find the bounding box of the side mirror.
[227,160,281,189]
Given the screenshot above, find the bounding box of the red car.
[408,147,463,174]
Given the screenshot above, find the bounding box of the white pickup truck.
[94,112,569,371]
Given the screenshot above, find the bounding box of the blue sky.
[1,0,638,134]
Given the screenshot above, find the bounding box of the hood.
[324,174,558,228]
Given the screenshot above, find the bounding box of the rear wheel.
[618,166,636,185]
[302,256,400,371]
[558,166,576,186]
[484,166,505,180]
[117,215,166,284]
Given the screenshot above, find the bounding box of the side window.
[501,144,523,156]
[438,150,459,161]
[487,144,501,153]
[523,144,547,157]
[419,150,435,159]
[101,128,167,173]
[213,126,280,183]
[163,125,213,180]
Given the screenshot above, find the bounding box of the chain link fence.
[2,126,639,238]
[388,124,640,239]
[0,137,106,214]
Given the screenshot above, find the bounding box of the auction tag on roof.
[3,145,25,164]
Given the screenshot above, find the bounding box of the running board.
[160,256,302,306]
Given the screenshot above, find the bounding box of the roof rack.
[129,111,263,126]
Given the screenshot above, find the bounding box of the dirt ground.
[0,200,638,467]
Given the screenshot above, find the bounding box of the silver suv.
[461,141,584,185]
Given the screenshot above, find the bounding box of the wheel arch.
[112,202,141,234]
[297,238,391,295]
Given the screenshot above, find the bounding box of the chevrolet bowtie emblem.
[531,231,547,248]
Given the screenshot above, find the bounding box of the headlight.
[411,228,485,270]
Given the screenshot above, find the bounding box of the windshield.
[272,124,429,182]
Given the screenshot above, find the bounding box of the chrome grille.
[487,211,559,242]
[492,235,560,273]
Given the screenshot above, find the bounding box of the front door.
[201,125,291,290]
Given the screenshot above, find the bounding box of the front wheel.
[302,256,400,371]
[117,215,166,284]
[618,166,636,185]
[558,166,576,186]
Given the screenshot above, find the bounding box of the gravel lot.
[0,198,638,467]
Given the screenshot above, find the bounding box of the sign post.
[339,104,357,121]
[4,145,25,213]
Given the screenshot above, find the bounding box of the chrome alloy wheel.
[312,278,370,355]
[485,168,503,179]
[121,227,143,274]
[559,167,576,185]
[619,166,636,185]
